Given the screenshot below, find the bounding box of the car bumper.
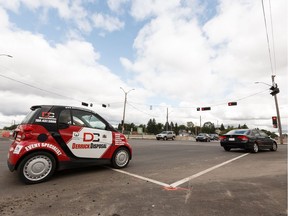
[7,159,15,172]
[220,142,253,150]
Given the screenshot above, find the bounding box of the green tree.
[3,124,18,130]
[220,123,225,131]
[202,122,216,134]
[174,123,179,135]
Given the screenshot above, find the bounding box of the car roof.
[31,105,93,112]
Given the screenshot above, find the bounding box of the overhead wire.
[261,0,275,75]
[0,73,82,102]
[268,0,277,75]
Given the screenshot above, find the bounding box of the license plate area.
[229,138,235,141]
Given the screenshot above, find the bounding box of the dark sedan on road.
[196,133,211,142]
[220,129,277,153]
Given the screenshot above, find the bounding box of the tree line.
[117,118,278,138]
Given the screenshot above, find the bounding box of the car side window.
[72,109,107,130]
[252,130,260,137]
[58,110,72,125]
[259,131,268,137]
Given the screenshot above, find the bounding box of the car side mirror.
[58,122,70,129]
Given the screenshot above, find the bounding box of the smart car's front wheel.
[112,147,130,169]
[18,151,56,184]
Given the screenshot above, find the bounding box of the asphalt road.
[0,138,287,216]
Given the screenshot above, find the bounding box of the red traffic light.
[272,116,277,128]
[228,102,237,106]
[201,107,211,111]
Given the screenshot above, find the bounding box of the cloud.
[130,0,184,21]
[91,13,125,32]
[0,0,287,132]
[120,0,287,129]
[108,0,129,14]
[0,26,127,118]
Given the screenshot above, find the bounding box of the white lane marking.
[110,168,171,188]
[170,153,250,188]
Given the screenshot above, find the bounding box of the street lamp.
[0,54,13,58]
[255,75,283,144]
[120,87,135,134]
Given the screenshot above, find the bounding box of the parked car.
[220,129,277,153]
[196,133,211,142]
[209,134,219,141]
[7,105,132,184]
[156,131,176,140]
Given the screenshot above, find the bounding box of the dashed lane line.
[110,153,250,189]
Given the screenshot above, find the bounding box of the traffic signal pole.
[271,75,283,144]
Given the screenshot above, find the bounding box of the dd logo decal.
[83,132,100,142]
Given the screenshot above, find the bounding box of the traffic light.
[81,102,89,107]
[270,85,280,96]
[272,116,277,128]
[197,107,200,111]
[201,107,211,111]
[228,102,237,106]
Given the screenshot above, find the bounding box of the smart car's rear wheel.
[18,151,56,184]
[112,147,130,169]
[270,142,277,151]
[251,143,259,153]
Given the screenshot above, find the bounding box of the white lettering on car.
[24,143,62,156]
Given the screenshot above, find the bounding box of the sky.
[0,0,287,134]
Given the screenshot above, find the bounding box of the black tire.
[251,143,259,153]
[18,151,56,184]
[111,147,130,169]
[270,142,277,151]
[224,147,231,151]
[172,136,175,140]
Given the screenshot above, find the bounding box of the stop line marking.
[111,153,250,189]
[170,153,250,188]
[111,168,171,188]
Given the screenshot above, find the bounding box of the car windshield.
[198,133,206,136]
[226,130,248,135]
[161,131,168,134]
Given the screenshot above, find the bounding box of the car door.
[58,109,113,159]
[253,129,266,148]
[259,131,272,147]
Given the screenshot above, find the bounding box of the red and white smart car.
[7,105,132,184]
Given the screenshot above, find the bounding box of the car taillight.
[20,126,34,140]
[237,135,249,141]
[120,134,127,142]
[219,136,226,141]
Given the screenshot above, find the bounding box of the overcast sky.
[0,0,287,133]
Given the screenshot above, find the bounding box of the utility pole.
[200,116,202,133]
[166,107,168,131]
[120,87,134,134]
[271,75,283,144]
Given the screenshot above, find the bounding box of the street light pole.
[0,54,13,58]
[120,87,134,134]
[255,76,283,144]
